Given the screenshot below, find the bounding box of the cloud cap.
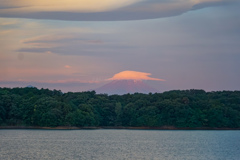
[107,70,165,81]
[0,0,236,21]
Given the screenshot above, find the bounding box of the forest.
[0,87,240,128]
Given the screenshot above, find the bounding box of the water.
[0,129,239,160]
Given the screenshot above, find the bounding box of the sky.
[0,0,240,92]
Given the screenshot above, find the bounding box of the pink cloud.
[64,65,71,69]
[0,0,231,21]
[107,70,165,81]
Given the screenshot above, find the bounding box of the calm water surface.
[0,129,239,160]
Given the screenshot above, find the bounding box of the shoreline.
[0,126,240,130]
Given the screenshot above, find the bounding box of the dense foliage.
[0,87,240,128]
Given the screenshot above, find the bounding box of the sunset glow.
[0,0,229,21]
[0,0,141,12]
[0,0,239,92]
[64,65,71,69]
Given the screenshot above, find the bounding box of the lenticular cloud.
[107,70,165,81]
[0,0,234,21]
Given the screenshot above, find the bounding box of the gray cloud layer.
[17,34,133,56]
[0,0,236,21]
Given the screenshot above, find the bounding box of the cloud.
[21,34,104,46]
[0,20,18,26]
[107,70,165,81]
[0,79,99,86]
[0,0,141,12]
[64,65,71,69]
[0,0,236,21]
[17,33,132,56]
[0,80,100,92]
[21,34,77,44]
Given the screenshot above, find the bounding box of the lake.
[0,129,239,160]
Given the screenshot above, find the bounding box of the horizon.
[1,80,239,95]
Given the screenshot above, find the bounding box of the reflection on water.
[0,129,239,160]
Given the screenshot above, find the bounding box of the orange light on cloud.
[0,0,227,21]
[107,70,165,81]
[2,0,141,13]
[64,65,71,69]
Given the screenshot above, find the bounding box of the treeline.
[0,87,240,128]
